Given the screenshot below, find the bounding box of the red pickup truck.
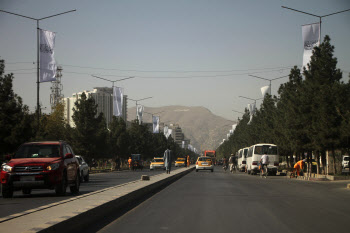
[1,141,80,198]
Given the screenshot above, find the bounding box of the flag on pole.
[152,116,159,133]
[39,29,57,82]
[137,105,144,124]
[166,129,173,139]
[247,103,256,125]
[302,23,320,70]
[113,87,123,116]
[261,86,270,97]
[163,126,168,137]
[232,124,237,131]
[182,141,185,149]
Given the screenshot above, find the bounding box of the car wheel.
[70,172,80,194]
[55,172,67,196]
[84,172,89,182]
[22,188,32,195]
[2,184,13,198]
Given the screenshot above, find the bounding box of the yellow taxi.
[150,157,165,170]
[175,158,186,167]
[196,156,214,172]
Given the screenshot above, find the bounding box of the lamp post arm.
[321,8,350,18]
[0,10,37,20]
[281,6,320,18]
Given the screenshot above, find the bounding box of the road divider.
[0,166,194,233]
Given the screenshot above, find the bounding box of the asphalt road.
[97,168,350,233]
[0,168,178,218]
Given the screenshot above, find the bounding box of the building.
[63,87,127,128]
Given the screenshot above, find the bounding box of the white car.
[75,155,89,182]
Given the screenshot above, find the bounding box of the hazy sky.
[1,0,349,122]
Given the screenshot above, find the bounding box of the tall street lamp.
[128,97,153,121]
[248,74,289,95]
[91,75,135,88]
[281,6,350,40]
[238,96,263,106]
[0,9,76,127]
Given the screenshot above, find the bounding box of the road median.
[0,166,194,233]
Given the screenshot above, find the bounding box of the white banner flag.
[229,129,233,135]
[182,141,185,149]
[232,124,237,131]
[302,23,320,69]
[152,116,159,133]
[137,105,144,124]
[163,126,168,136]
[261,86,270,97]
[113,87,123,116]
[248,103,256,125]
[166,129,173,139]
[39,29,57,82]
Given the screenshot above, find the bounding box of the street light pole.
[238,96,263,106]
[128,97,153,122]
[281,6,350,41]
[0,9,76,128]
[248,74,288,95]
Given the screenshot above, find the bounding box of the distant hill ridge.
[127,105,235,152]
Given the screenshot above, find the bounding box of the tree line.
[217,36,350,175]
[0,59,197,163]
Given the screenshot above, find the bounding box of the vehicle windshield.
[152,159,164,163]
[206,152,215,157]
[244,149,248,158]
[254,145,278,155]
[76,156,83,165]
[198,157,211,162]
[344,157,349,161]
[14,144,61,158]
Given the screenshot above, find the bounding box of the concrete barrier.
[0,166,194,233]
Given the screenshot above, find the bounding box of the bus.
[237,147,249,172]
[204,150,216,164]
[246,143,278,175]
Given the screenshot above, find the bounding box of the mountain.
[127,106,235,152]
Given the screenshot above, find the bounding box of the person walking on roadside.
[293,159,306,177]
[164,147,173,174]
[128,157,133,170]
[187,155,190,167]
[229,154,236,173]
[260,152,269,177]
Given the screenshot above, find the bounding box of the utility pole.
[0,9,76,128]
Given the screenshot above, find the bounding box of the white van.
[246,143,279,175]
[342,155,349,169]
[237,147,248,172]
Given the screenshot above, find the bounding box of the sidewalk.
[0,166,194,233]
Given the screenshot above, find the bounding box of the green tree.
[71,92,107,160]
[0,59,34,155]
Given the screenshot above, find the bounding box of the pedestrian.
[260,152,269,177]
[164,147,173,174]
[187,155,190,167]
[184,156,187,167]
[293,159,306,176]
[229,154,236,173]
[115,156,121,171]
[128,157,133,170]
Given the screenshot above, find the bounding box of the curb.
[38,167,194,233]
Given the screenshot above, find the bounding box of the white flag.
[182,141,185,149]
[137,105,144,124]
[248,103,256,125]
[113,87,123,116]
[152,116,159,133]
[39,29,56,82]
[163,126,168,136]
[229,129,233,135]
[232,124,237,131]
[166,129,173,139]
[302,23,320,69]
[261,86,270,97]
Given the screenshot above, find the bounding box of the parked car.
[1,141,80,198]
[150,157,165,170]
[75,155,89,182]
[196,156,214,172]
[175,158,186,167]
